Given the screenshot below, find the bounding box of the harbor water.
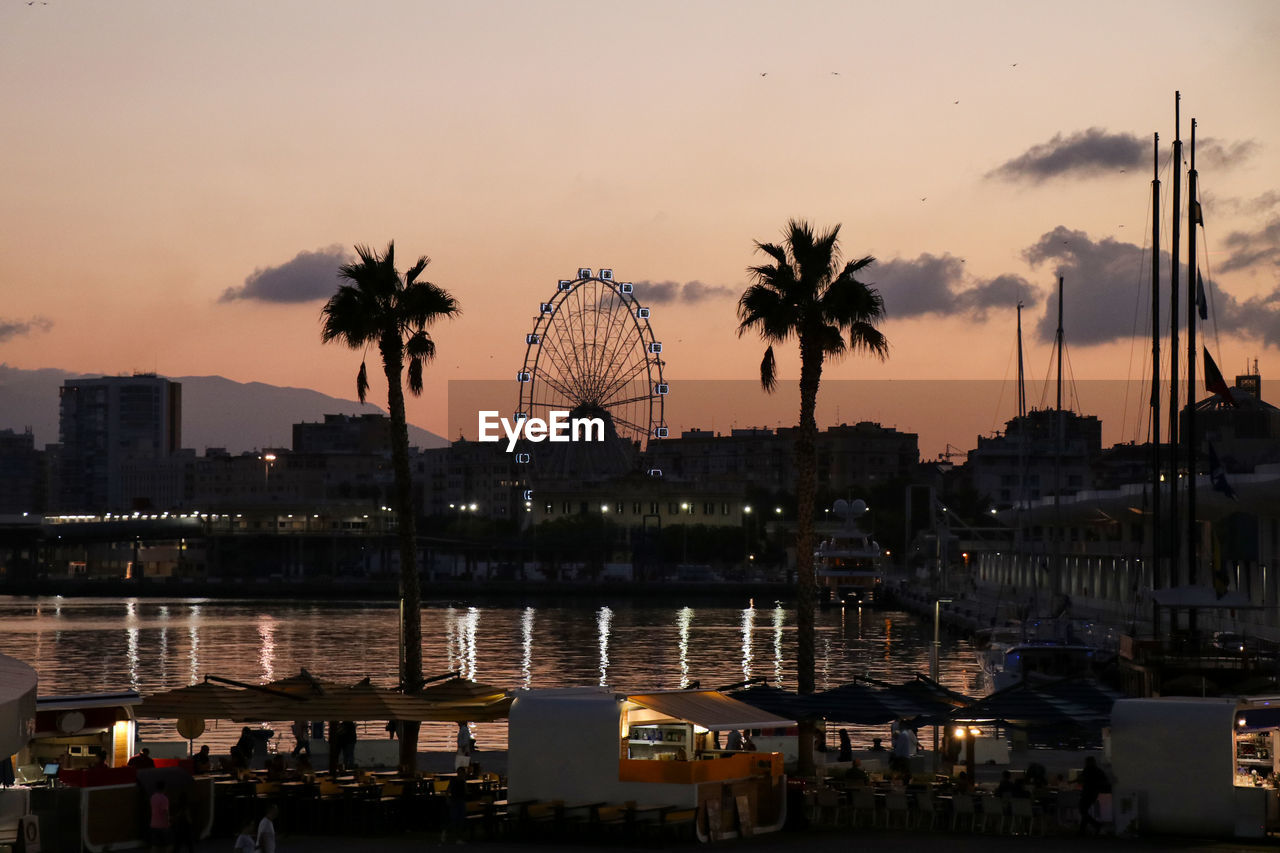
[0,595,978,753]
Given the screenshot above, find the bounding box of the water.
[0,596,977,751]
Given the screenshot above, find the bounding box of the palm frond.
[399,282,460,330]
[759,345,778,392]
[737,283,795,342]
[405,330,436,362]
[407,357,423,395]
[404,255,430,287]
[321,285,380,347]
[817,323,846,356]
[356,360,370,403]
[848,322,890,360]
[753,240,790,269]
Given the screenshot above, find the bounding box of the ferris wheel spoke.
[533,371,581,408]
[549,302,590,396]
[595,352,653,402]
[599,392,655,409]
[607,411,649,438]
[541,322,595,401]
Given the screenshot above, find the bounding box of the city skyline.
[1,1,1278,444]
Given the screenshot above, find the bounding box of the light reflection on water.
[0,596,977,752]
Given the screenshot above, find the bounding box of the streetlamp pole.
[932,597,952,769]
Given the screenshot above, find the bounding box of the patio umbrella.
[726,685,815,721]
[134,682,297,722]
[810,683,906,725]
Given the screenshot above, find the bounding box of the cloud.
[220,245,351,303]
[1197,137,1259,170]
[1022,225,1280,347]
[988,128,1145,182]
[1219,217,1280,273]
[872,254,1040,320]
[1206,189,1280,217]
[635,280,735,304]
[0,316,52,343]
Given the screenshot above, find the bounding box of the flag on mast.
[1204,348,1235,406]
[1191,200,1204,226]
[1196,270,1208,321]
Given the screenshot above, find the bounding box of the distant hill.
[0,364,448,452]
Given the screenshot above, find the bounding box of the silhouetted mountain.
[0,364,447,452]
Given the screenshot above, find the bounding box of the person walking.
[148,779,171,853]
[290,721,310,758]
[442,767,469,844]
[257,803,279,853]
[1079,756,1110,834]
[235,727,256,769]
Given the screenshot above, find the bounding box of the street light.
[932,597,952,770]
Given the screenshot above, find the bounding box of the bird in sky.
[1011,62,1018,67]
[760,72,768,77]
[831,71,839,76]
[920,197,927,202]
[953,99,960,104]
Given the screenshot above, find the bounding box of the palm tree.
[737,219,888,775]
[321,241,459,771]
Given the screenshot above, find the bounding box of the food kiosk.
[1112,696,1280,838]
[508,687,793,841]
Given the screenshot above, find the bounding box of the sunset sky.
[1,1,1277,454]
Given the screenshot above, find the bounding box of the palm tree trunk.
[381,337,423,773]
[794,337,822,776]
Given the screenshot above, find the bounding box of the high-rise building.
[57,374,182,511]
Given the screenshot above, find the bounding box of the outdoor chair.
[1007,797,1043,835]
[813,788,848,828]
[1054,789,1081,833]
[913,791,939,830]
[883,792,910,829]
[980,795,1010,833]
[950,794,977,831]
[850,789,878,827]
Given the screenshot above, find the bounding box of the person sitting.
[844,759,869,785]
[726,729,744,751]
[994,769,1015,797]
[191,745,211,774]
[869,737,887,752]
[954,771,974,794]
[127,748,155,768]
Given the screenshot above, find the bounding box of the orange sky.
[1,1,1277,455]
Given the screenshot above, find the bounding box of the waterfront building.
[293,413,393,455]
[0,428,45,515]
[55,374,182,512]
[646,422,918,492]
[967,408,1103,508]
[975,376,1280,639]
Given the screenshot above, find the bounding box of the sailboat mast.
[1168,92,1183,587]
[1017,302,1026,418]
[1151,133,1163,604]
[1053,276,1064,598]
[1186,118,1199,591]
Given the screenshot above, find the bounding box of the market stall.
[508,687,793,841]
[1112,696,1280,838]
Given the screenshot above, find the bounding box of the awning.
[627,690,794,731]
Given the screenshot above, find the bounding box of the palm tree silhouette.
[321,241,459,771]
[737,219,887,774]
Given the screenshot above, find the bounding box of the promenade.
[196,828,1278,851]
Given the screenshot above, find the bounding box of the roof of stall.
[627,690,795,731]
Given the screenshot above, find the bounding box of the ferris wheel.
[516,268,668,452]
